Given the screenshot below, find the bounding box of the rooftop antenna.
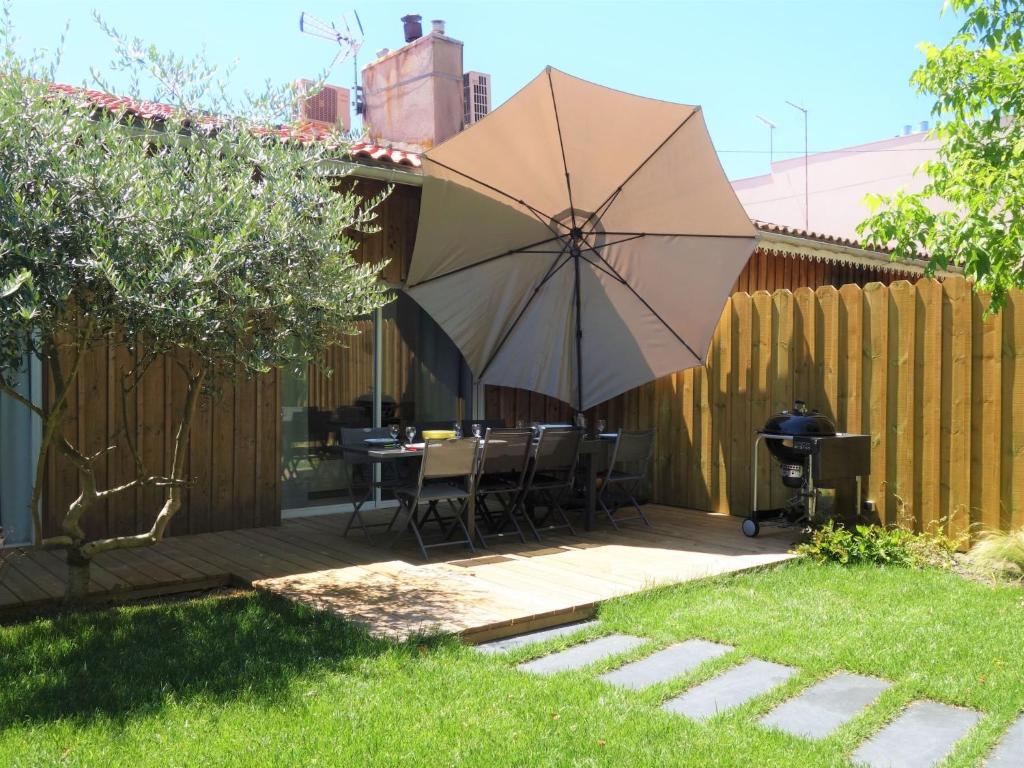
[299,10,365,127]
[785,100,809,230]
[755,114,777,166]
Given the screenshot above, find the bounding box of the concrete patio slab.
[475,620,600,654]
[760,672,891,740]
[518,634,646,675]
[985,712,1024,767]
[599,639,734,690]
[851,700,982,768]
[661,658,796,721]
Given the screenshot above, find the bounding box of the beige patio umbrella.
[406,67,757,412]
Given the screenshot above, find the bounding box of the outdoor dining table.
[360,437,612,541]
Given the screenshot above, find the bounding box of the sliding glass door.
[281,292,472,516]
[0,355,40,546]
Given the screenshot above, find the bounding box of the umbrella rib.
[425,157,567,240]
[547,68,576,230]
[406,235,563,288]
[478,243,572,380]
[581,233,647,251]
[581,108,701,231]
[579,243,703,363]
[580,185,623,235]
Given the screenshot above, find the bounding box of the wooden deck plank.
[3,506,795,640]
[0,556,52,604]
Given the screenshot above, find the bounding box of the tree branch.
[0,380,43,417]
[81,366,206,558]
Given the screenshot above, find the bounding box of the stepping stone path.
[475,620,599,654]
[599,639,733,690]
[985,713,1024,767]
[517,634,645,675]
[760,673,891,740]
[479,622,1014,765]
[851,701,982,768]
[662,659,796,721]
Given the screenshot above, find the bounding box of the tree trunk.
[65,545,91,602]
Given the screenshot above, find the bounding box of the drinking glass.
[471,423,482,438]
[405,426,417,444]
[453,422,463,439]
[388,423,399,442]
[596,418,607,436]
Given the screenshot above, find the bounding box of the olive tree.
[0,12,390,598]
[859,0,1024,310]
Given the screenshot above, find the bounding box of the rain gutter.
[319,157,424,187]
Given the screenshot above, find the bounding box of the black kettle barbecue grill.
[743,401,871,537]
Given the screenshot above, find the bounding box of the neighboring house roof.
[754,220,894,254]
[47,82,422,168]
[733,131,942,241]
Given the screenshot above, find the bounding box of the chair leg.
[518,495,543,542]
[408,504,431,561]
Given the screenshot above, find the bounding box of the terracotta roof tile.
[46,83,422,168]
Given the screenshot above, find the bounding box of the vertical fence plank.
[816,286,840,422]
[750,291,774,515]
[1002,291,1023,531]
[837,283,864,435]
[943,277,973,541]
[709,301,732,513]
[862,283,889,524]
[770,290,794,508]
[888,281,917,528]
[916,279,942,533]
[972,293,1003,534]
[729,293,753,517]
[680,369,698,510]
[793,287,818,410]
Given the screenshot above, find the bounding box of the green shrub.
[967,529,1024,581]
[796,522,957,568]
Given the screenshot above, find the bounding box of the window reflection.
[280,292,472,513]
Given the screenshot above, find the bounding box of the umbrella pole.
[573,251,584,420]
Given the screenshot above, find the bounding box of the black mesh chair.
[390,438,479,561]
[340,427,401,541]
[520,427,583,541]
[473,428,532,547]
[597,429,656,529]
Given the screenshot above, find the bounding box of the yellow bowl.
[421,430,457,440]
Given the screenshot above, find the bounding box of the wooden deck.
[0,505,796,640]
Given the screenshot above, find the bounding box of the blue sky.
[8,0,960,179]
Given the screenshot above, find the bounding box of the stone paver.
[475,620,600,654]
[985,713,1024,767]
[662,658,796,721]
[518,634,646,675]
[760,672,891,740]
[599,639,733,690]
[851,700,982,768]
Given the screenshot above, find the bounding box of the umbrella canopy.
[406,67,757,411]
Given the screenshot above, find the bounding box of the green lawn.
[1,561,1021,767]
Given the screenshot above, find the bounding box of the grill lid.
[762,400,836,437]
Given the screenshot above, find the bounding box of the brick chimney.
[361,16,464,152]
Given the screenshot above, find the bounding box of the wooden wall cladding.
[42,180,419,539]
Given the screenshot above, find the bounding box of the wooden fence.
[632,276,1023,536]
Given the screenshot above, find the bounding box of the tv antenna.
[299,10,365,118]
